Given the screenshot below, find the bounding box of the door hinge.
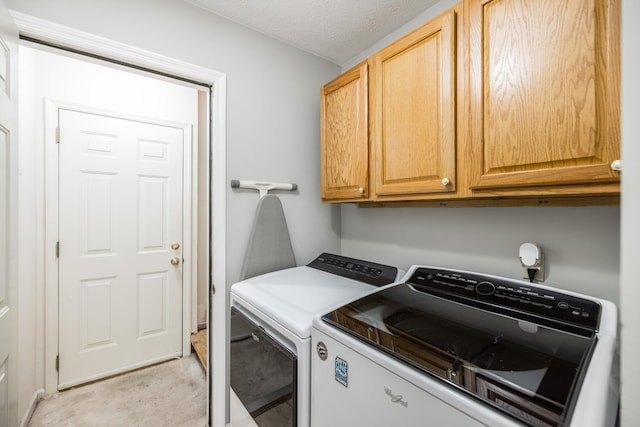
[56,355,59,371]
[56,241,59,258]
[56,127,60,144]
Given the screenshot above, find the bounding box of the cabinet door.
[468,0,620,191]
[372,9,457,197]
[321,62,369,201]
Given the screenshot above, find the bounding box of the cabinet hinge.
[56,127,60,144]
[56,355,59,371]
[56,241,59,258]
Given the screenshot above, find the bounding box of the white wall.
[6,0,342,285]
[620,0,640,425]
[342,205,620,302]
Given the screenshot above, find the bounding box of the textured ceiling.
[184,0,440,65]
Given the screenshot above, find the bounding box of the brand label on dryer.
[335,356,348,387]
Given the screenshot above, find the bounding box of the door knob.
[171,242,180,250]
[170,257,180,265]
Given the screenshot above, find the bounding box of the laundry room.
[1,0,638,427]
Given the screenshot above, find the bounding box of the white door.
[0,3,18,426]
[58,109,184,388]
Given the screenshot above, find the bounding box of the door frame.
[11,12,228,423]
[0,4,19,427]
[40,65,198,390]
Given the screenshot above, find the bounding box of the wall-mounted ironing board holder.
[230,179,298,198]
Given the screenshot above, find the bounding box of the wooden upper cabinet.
[468,0,621,192]
[319,0,620,205]
[371,8,458,197]
[320,61,369,202]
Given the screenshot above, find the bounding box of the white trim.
[18,388,44,427]
[182,120,195,355]
[10,11,219,86]
[211,79,229,427]
[190,112,199,335]
[12,12,228,427]
[43,99,59,396]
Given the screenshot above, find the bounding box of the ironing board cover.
[239,194,296,280]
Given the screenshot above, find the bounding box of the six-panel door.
[58,109,184,388]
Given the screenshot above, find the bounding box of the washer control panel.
[407,267,600,331]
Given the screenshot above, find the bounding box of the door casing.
[0,4,19,427]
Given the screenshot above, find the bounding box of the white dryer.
[230,253,400,426]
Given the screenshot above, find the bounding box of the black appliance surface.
[307,253,398,287]
[231,308,297,426]
[322,267,601,427]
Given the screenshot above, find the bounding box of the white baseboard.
[19,388,44,427]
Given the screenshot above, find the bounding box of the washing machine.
[311,265,619,427]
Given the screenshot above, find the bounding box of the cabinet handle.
[358,187,364,194]
[441,177,450,186]
[611,160,622,172]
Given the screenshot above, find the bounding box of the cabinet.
[319,0,620,205]
[320,6,462,203]
[371,8,459,197]
[320,62,369,202]
[468,0,620,195]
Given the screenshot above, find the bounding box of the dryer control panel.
[308,253,398,287]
